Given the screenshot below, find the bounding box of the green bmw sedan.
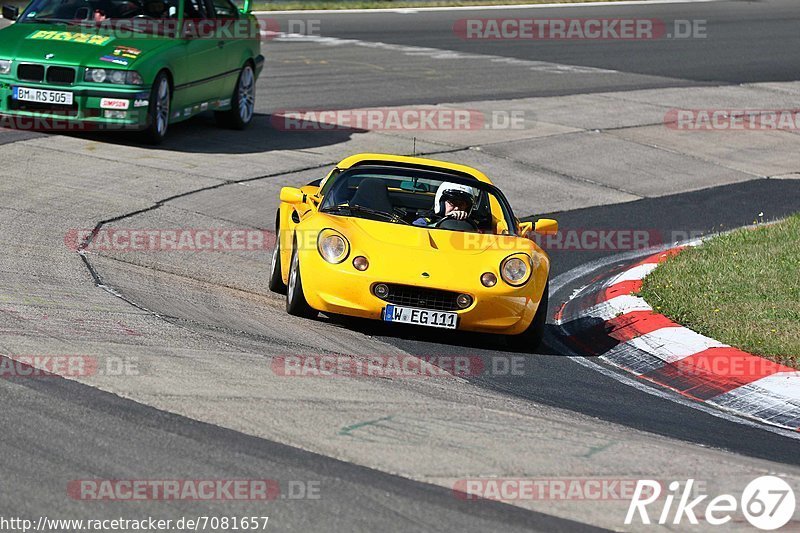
[0,0,264,143]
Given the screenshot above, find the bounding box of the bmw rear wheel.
[216,63,255,130]
[286,245,317,318]
[142,72,171,145]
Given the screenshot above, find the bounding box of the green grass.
[639,214,800,369]
[252,0,626,11]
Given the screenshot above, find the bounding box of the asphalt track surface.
[1,368,594,532]
[3,1,800,531]
[263,0,800,109]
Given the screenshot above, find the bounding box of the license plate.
[13,86,74,105]
[383,304,457,329]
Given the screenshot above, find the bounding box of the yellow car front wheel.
[506,280,549,354]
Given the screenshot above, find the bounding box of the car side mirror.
[534,218,558,235]
[518,221,533,237]
[180,20,197,39]
[2,4,19,20]
[280,187,305,204]
[230,0,251,13]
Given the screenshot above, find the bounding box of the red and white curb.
[556,247,800,432]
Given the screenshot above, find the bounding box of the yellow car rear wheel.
[268,233,287,294]
[286,245,318,319]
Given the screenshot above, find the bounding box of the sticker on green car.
[27,30,115,46]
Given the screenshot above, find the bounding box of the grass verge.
[252,0,628,11]
[639,214,800,369]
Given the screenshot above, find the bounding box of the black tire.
[141,71,171,145]
[506,280,549,353]
[286,246,317,318]
[215,63,255,130]
[268,231,287,294]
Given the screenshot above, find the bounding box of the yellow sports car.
[268,153,558,350]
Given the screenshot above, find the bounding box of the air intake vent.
[18,64,45,82]
[375,283,462,311]
[46,66,76,85]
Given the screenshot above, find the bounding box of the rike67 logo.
[626,476,796,530]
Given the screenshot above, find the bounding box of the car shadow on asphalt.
[61,113,366,154]
[320,312,566,356]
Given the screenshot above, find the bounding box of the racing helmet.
[434,182,478,215]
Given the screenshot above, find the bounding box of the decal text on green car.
[27,30,114,46]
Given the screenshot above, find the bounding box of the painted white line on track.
[550,246,675,297]
[269,32,620,74]
[578,294,652,322]
[709,373,800,430]
[628,326,726,364]
[607,262,658,285]
[564,345,800,441]
[741,372,800,402]
[548,242,800,439]
[256,0,721,16]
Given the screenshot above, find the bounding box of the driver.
[413,182,478,227]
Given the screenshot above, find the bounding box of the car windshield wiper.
[28,17,88,26]
[321,204,409,225]
[19,17,66,24]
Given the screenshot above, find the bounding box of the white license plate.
[13,86,74,105]
[383,304,457,329]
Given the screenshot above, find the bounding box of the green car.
[0,0,263,143]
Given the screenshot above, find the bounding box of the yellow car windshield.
[319,167,517,235]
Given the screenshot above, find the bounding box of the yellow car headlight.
[500,254,531,286]
[317,229,349,264]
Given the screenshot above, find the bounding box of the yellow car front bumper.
[298,246,547,336]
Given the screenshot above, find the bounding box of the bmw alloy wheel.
[155,77,170,138]
[238,65,255,125]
